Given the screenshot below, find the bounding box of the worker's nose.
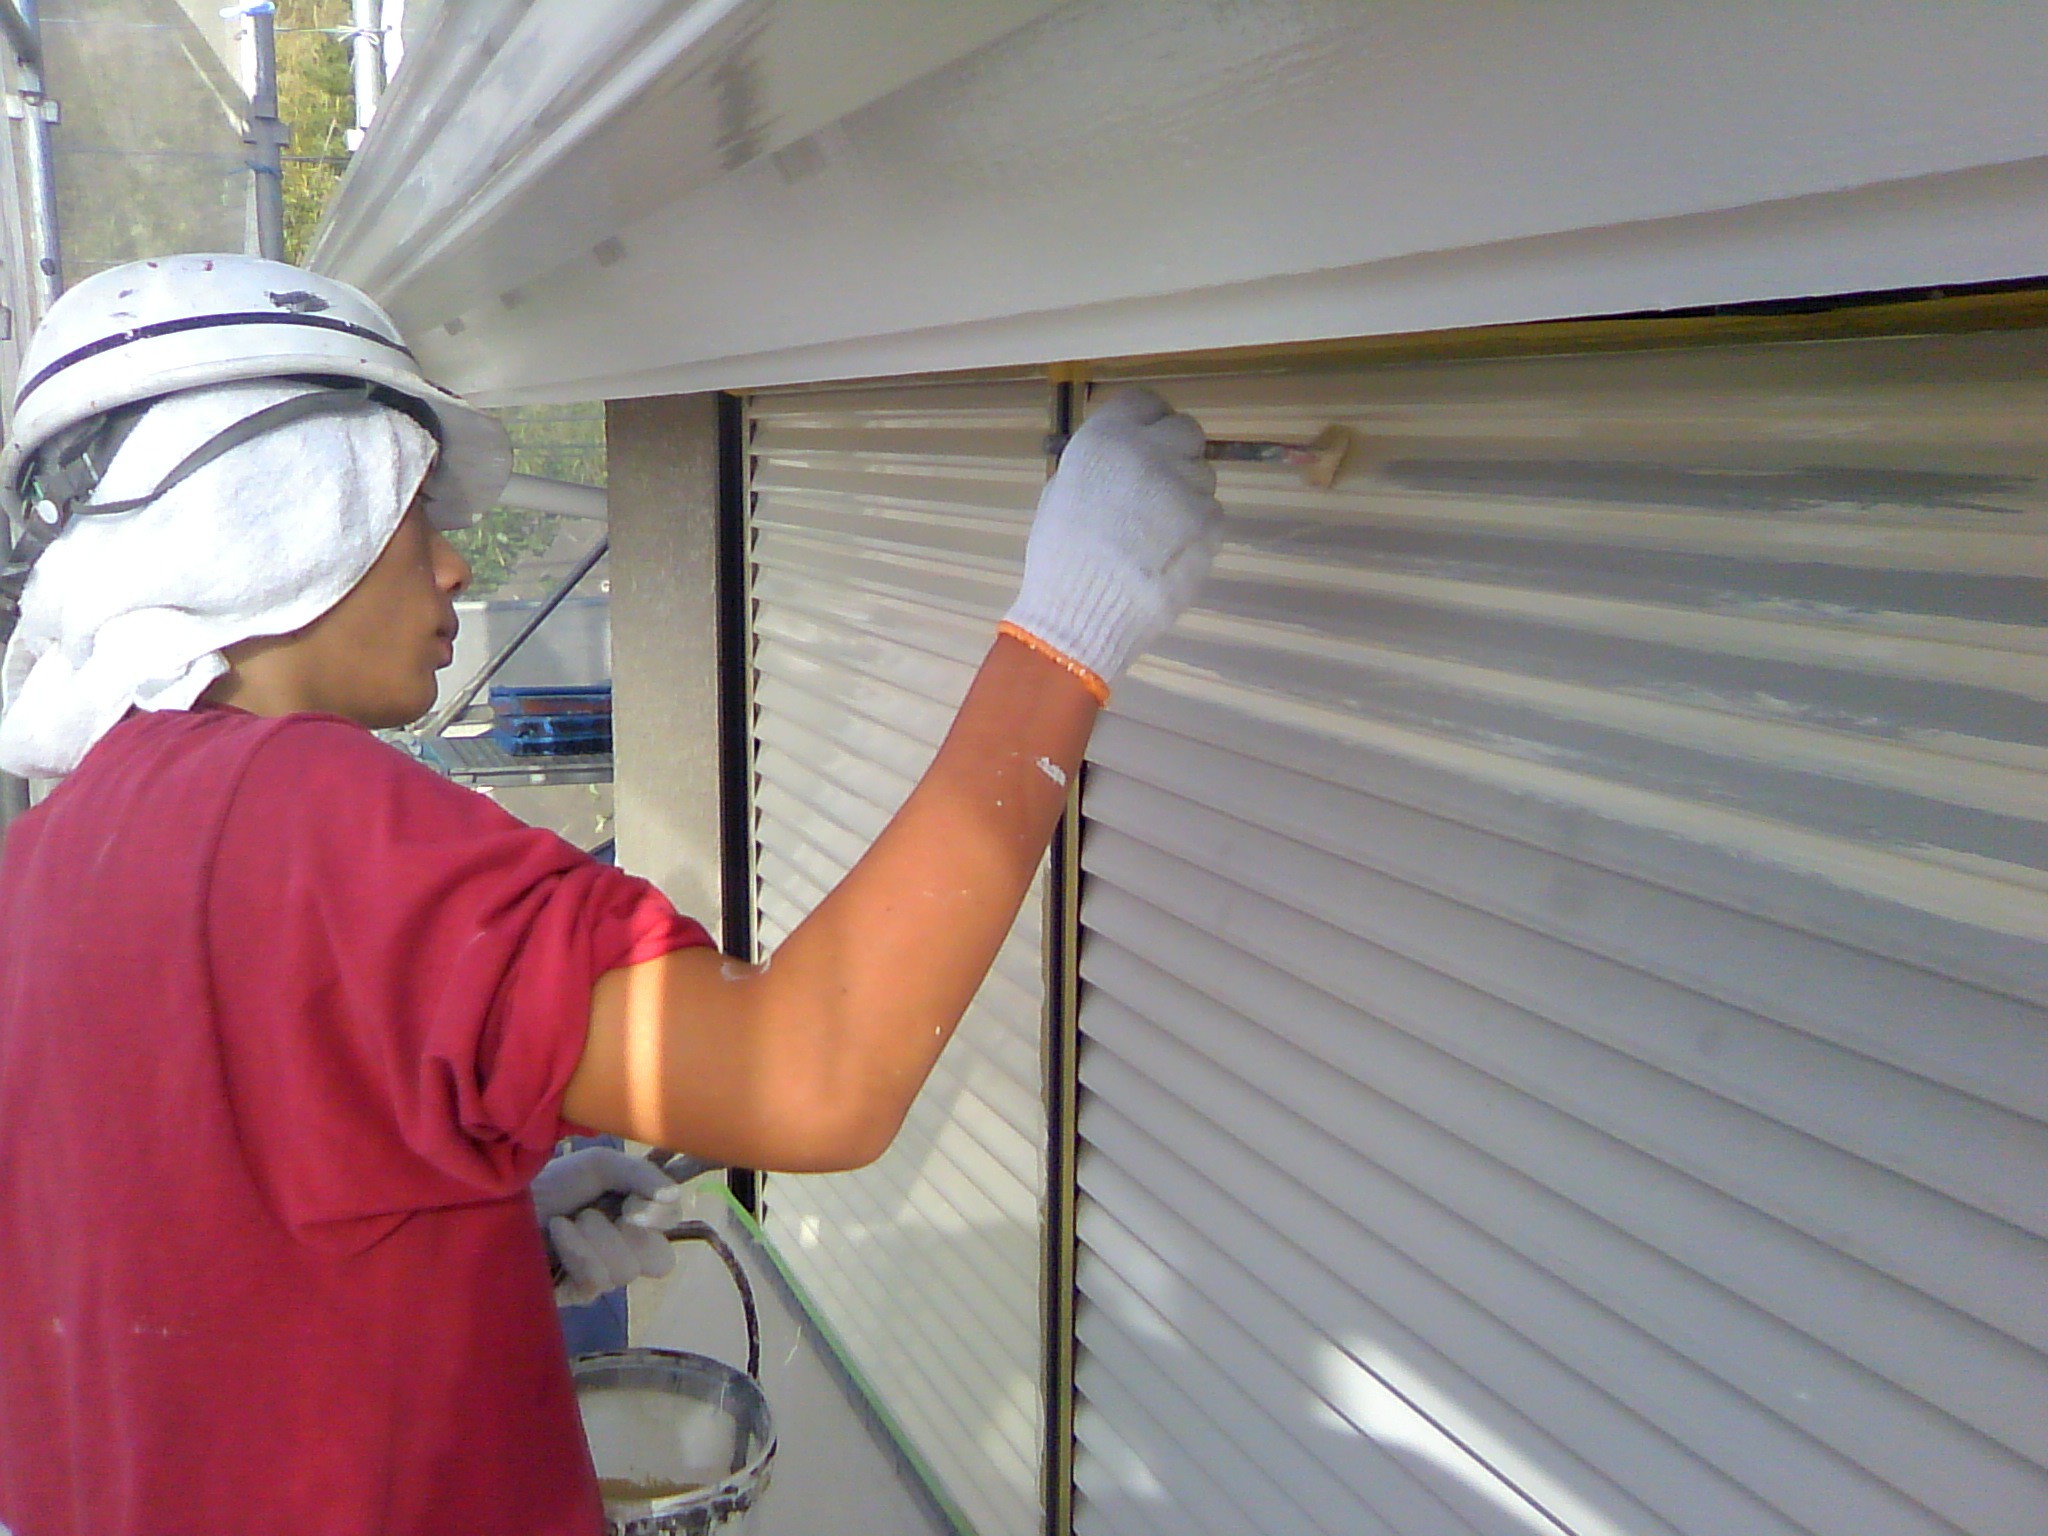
[431,529,472,597]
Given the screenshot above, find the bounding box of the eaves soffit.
[309,0,1065,335]
[312,2,2048,406]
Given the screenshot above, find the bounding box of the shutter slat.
[1083,964,2047,1522]
[1076,337,2048,1536]
[1087,709,2048,1122]
[1082,1064,1823,1536]
[1076,1215,1523,1536]
[1074,1405,1229,1536]
[1082,868,2048,1454]
[1080,773,2048,1309]
[1074,1309,1378,1536]
[750,382,1051,1536]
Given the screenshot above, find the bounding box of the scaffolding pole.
[0,2,34,69]
[7,0,61,313]
[233,2,287,260]
[1,0,57,834]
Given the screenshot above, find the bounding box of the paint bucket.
[574,1222,775,1535]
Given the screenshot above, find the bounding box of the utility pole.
[230,1,288,261]
[345,0,382,152]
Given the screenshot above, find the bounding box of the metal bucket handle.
[653,1219,761,1382]
[548,1151,761,1379]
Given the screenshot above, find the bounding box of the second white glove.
[1002,386,1225,694]
[533,1146,683,1306]
[531,1144,671,1217]
[548,1207,676,1307]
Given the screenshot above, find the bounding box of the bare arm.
[563,633,1096,1170]
[563,386,1222,1173]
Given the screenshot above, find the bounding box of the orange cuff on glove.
[996,621,1112,707]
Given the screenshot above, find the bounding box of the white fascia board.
[321,0,2048,404]
[446,158,2048,408]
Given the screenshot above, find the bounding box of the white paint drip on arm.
[1034,755,1068,788]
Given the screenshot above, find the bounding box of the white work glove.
[532,1147,690,1307]
[1003,386,1225,693]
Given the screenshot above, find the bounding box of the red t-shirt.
[0,708,711,1535]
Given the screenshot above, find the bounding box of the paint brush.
[1044,424,1355,488]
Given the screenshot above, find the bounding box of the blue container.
[490,716,613,756]
[489,683,613,756]
[490,683,613,717]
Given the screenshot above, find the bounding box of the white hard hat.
[1,253,511,534]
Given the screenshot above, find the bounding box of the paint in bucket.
[576,1348,775,1535]
[573,1218,773,1535]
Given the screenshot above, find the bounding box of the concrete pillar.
[605,394,725,933]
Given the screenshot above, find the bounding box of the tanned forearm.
[568,633,1098,1169]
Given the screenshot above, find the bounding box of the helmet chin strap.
[0,382,398,651]
[17,382,385,531]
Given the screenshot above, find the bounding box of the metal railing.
[415,474,610,739]
[416,531,609,739]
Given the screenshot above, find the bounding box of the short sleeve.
[204,715,711,1249]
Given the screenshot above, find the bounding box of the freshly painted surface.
[1071,331,2048,1536]
[1103,332,2048,958]
[314,0,2048,403]
[745,381,1053,1536]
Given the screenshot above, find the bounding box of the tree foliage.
[277,0,356,266]
[447,403,608,597]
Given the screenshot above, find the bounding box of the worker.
[0,254,1222,1536]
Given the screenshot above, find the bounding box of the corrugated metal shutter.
[747,381,1052,1536]
[1072,332,2048,1536]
